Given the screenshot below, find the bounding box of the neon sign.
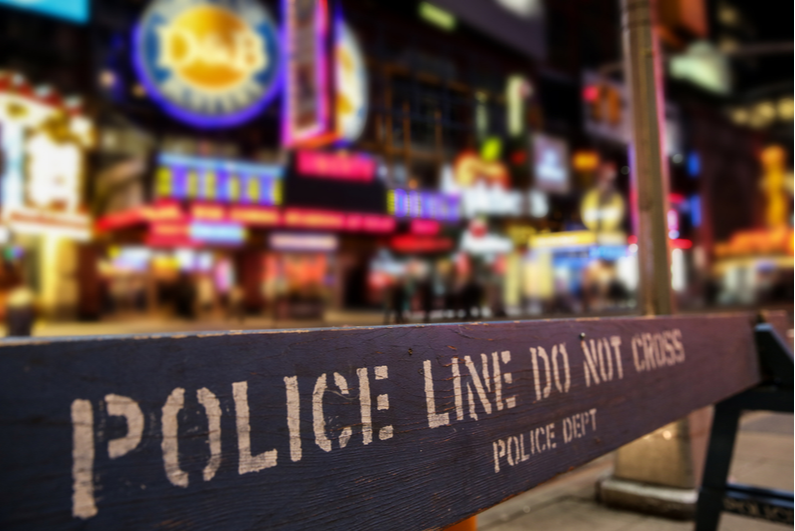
[133,0,281,128]
[147,221,246,246]
[388,189,461,221]
[99,203,396,235]
[0,84,94,241]
[335,17,368,142]
[283,0,333,146]
[441,157,523,218]
[297,150,375,182]
[391,235,453,253]
[283,208,395,233]
[155,153,284,205]
[410,219,441,235]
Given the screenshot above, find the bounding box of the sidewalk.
[478,411,793,531]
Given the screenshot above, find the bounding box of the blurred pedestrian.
[228,284,245,323]
[419,275,434,323]
[197,275,215,318]
[5,280,36,337]
[388,278,407,324]
[175,272,196,319]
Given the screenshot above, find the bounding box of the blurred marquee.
[0,73,94,240]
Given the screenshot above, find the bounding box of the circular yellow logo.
[135,0,280,128]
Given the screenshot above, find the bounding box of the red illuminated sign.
[297,151,376,182]
[100,203,396,236]
[228,205,281,226]
[284,208,395,233]
[410,219,441,235]
[97,201,185,231]
[390,235,453,253]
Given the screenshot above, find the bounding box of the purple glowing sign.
[388,189,461,222]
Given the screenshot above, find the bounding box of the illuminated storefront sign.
[531,231,627,250]
[388,189,461,221]
[410,219,441,235]
[335,17,368,142]
[441,159,521,218]
[0,0,89,23]
[532,133,569,193]
[297,150,375,181]
[283,208,395,233]
[147,221,247,246]
[134,0,281,128]
[582,71,630,144]
[100,203,396,235]
[580,188,626,232]
[155,153,284,205]
[390,234,453,253]
[714,227,794,258]
[270,232,338,252]
[460,223,514,255]
[0,84,94,240]
[283,0,332,146]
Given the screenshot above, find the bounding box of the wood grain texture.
[0,314,761,530]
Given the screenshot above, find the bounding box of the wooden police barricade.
[0,314,768,530]
[695,320,794,529]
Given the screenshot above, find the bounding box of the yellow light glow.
[778,98,794,121]
[572,151,600,172]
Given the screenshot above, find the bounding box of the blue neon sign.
[0,0,89,23]
[133,0,281,128]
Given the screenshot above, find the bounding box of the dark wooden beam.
[0,314,761,530]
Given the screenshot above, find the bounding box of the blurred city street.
[0,0,791,530]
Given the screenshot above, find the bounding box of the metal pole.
[622,0,673,316]
[599,1,711,517]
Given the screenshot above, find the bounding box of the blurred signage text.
[155,153,284,205]
[296,151,375,182]
[388,189,461,222]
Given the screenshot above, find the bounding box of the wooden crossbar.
[0,314,762,530]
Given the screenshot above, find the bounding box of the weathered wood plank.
[0,314,761,530]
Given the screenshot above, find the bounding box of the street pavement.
[478,411,793,531]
